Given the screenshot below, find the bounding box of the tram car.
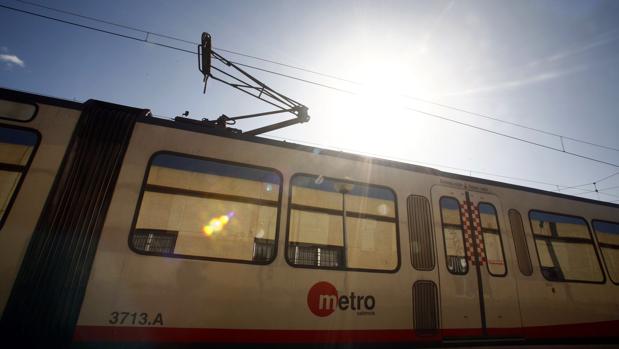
[0,87,617,347]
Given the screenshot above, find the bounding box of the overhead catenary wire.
[598,191,619,200]
[592,171,619,185]
[2,3,619,201]
[14,0,619,153]
[0,4,196,54]
[556,171,619,191]
[15,0,361,84]
[250,133,619,202]
[1,2,618,170]
[570,184,619,197]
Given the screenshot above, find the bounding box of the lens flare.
[202,225,214,236]
[202,212,234,237]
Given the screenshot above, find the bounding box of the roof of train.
[2,86,618,209]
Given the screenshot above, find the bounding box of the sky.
[1,0,618,203]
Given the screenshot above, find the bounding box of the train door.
[431,185,523,339]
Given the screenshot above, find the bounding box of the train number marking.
[108,312,163,326]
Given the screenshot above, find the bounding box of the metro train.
[0,87,617,347]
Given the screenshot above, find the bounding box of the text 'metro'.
[307,281,375,317]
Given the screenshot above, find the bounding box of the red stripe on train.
[523,320,619,339]
[74,327,440,343]
[74,320,619,343]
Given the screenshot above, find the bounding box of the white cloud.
[0,54,25,68]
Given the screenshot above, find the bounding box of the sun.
[318,46,453,156]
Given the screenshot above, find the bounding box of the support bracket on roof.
[191,32,309,136]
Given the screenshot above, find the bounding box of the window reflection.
[530,211,603,282]
[287,174,398,271]
[593,220,619,283]
[131,153,281,263]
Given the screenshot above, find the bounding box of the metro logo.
[307,281,338,317]
[307,281,375,317]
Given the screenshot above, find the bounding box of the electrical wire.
[14,0,619,153]
[15,0,360,83]
[569,184,619,197]
[253,133,619,203]
[594,171,619,184]
[2,85,617,203]
[556,171,619,191]
[264,133,619,196]
[2,2,618,169]
[599,191,619,200]
[1,2,619,170]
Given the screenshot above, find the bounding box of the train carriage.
[0,87,617,347]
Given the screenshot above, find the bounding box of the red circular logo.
[307,281,338,317]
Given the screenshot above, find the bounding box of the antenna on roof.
[187,32,310,136]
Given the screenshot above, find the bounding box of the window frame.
[128,150,284,265]
[592,219,619,285]
[439,196,469,276]
[0,96,38,123]
[528,209,605,284]
[0,123,41,231]
[477,201,508,277]
[284,172,401,273]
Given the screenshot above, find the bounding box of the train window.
[0,125,39,229]
[439,197,468,275]
[529,211,604,283]
[130,152,282,264]
[408,195,435,271]
[287,174,399,272]
[479,203,507,276]
[592,220,619,284]
[0,98,37,122]
[508,209,533,276]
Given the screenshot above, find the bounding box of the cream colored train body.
[0,88,617,347]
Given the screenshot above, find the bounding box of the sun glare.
[202,212,235,237]
[321,45,456,156]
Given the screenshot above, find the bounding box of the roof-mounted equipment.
[179,32,309,136]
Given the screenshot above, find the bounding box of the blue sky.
[1,0,618,203]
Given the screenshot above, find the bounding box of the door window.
[478,203,507,276]
[439,197,468,275]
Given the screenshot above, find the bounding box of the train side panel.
[0,98,79,314]
[1,90,616,347]
[76,120,451,343]
[76,117,619,345]
[498,190,619,337]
